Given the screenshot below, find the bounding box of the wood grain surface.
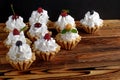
[0,20,120,80]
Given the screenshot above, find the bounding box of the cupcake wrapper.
[55,25,61,32]
[81,24,102,34]
[26,38,32,45]
[4,27,11,33]
[37,52,55,61]
[27,32,38,42]
[55,34,81,50]
[32,45,60,61]
[6,53,36,71]
[47,20,54,28]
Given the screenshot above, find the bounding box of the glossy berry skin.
[34,23,41,28]
[44,33,51,41]
[37,7,43,13]
[12,14,19,20]
[61,12,68,17]
[13,28,20,35]
[16,40,22,47]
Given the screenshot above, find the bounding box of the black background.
[0,0,120,22]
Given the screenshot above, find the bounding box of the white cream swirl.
[29,9,49,25]
[28,23,48,38]
[61,28,79,41]
[7,43,32,61]
[80,11,103,27]
[34,38,58,53]
[6,15,26,31]
[5,31,26,46]
[56,15,75,30]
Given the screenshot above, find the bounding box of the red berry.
[37,7,43,13]
[12,14,19,20]
[61,12,68,17]
[13,28,20,35]
[34,23,41,28]
[44,33,51,41]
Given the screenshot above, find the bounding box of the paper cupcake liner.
[6,53,36,71]
[26,38,32,45]
[46,20,54,28]
[4,27,11,33]
[32,45,60,61]
[55,33,81,50]
[81,24,103,34]
[55,25,61,32]
[27,32,38,42]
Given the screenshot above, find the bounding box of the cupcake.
[27,22,49,41]
[4,28,31,48]
[4,14,27,32]
[6,40,36,71]
[29,7,49,26]
[55,10,76,32]
[32,33,60,61]
[80,10,103,33]
[55,24,81,50]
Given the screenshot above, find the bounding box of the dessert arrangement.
[3,6,103,70]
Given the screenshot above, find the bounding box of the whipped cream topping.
[7,43,32,61]
[61,28,79,41]
[80,11,103,27]
[6,15,26,31]
[28,23,48,38]
[56,15,75,30]
[34,38,58,53]
[5,31,26,46]
[29,9,49,25]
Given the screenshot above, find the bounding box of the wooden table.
[0,20,120,80]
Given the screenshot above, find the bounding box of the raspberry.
[16,40,22,47]
[34,23,41,28]
[37,7,43,13]
[13,28,20,35]
[44,33,51,41]
[61,12,68,17]
[12,14,19,20]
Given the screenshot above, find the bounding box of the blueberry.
[16,41,22,47]
[90,10,94,15]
